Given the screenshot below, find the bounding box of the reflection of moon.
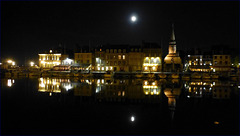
[131,16,137,22]
[131,116,135,122]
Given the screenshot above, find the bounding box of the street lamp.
[30,62,34,67]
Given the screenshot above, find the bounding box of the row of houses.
[38,25,237,74]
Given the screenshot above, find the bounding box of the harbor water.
[1,77,239,135]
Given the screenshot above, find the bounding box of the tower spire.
[171,23,175,41]
[169,23,176,45]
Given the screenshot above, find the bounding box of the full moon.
[131,16,137,22]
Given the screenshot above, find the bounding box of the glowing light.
[187,95,190,98]
[238,86,240,89]
[50,50,52,53]
[152,82,155,85]
[143,63,158,66]
[144,66,148,70]
[130,116,135,122]
[143,85,158,89]
[49,92,52,96]
[97,79,100,84]
[7,79,12,87]
[63,84,73,91]
[131,16,137,22]
[110,67,113,70]
[102,67,104,70]
[144,81,148,85]
[214,121,220,125]
[106,67,109,71]
[7,60,12,63]
[12,62,15,66]
[152,66,156,70]
[30,62,34,66]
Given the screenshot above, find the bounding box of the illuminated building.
[142,41,162,72]
[74,48,93,70]
[164,24,183,72]
[128,46,144,72]
[212,55,231,72]
[39,50,61,68]
[104,45,129,72]
[93,46,106,71]
[187,55,212,72]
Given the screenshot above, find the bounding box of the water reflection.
[1,78,15,87]
[38,77,75,95]
[1,77,238,135]
[34,77,237,101]
[184,80,233,99]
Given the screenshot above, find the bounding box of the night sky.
[1,1,239,65]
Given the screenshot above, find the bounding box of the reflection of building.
[185,81,212,98]
[74,79,93,96]
[212,81,231,99]
[143,80,161,95]
[164,88,181,120]
[164,24,183,72]
[38,77,61,93]
[39,50,61,68]
[38,78,73,95]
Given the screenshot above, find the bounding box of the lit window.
[152,67,156,70]
[144,67,148,70]
[123,55,125,60]
[97,67,100,70]
[154,58,157,63]
[118,55,121,59]
[102,67,104,70]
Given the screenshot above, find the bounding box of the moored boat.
[202,73,211,79]
[182,74,190,80]
[159,73,167,78]
[211,74,219,79]
[191,72,201,79]
[171,73,179,79]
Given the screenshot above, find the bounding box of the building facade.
[39,50,61,68]
[212,55,231,72]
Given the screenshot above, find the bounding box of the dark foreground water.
[1,77,239,135]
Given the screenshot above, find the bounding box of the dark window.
[225,56,228,59]
[215,56,217,59]
[220,56,222,59]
